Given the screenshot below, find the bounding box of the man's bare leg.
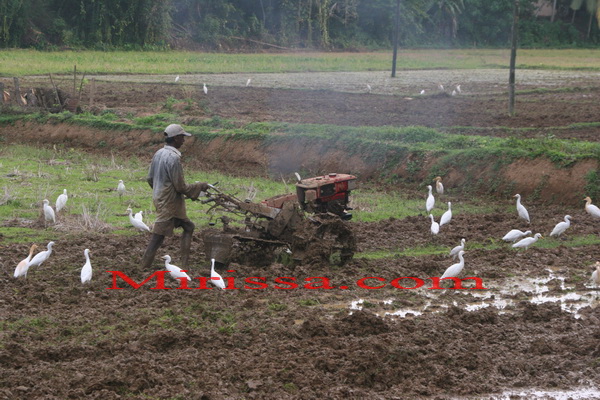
[180,220,195,268]
[141,233,165,269]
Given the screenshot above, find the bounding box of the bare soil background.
[1,70,600,399]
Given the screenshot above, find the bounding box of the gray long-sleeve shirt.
[146,145,203,223]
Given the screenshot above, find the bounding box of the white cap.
[164,124,191,138]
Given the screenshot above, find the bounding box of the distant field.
[1,49,600,76]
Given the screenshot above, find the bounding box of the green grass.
[1,49,600,76]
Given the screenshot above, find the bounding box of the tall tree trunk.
[588,9,593,37]
[318,0,330,48]
[551,0,557,22]
[307,0,313,46]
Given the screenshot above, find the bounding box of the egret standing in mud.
[514,194,530,224]
[440,202,452,227]
[441,250,465,279]
[28,241,55,269]
[502,229,532,242]
[512,233,542,250]
[210,258,225,290]
[592,262,600,287]
[449,238,465,259]
[584,197,600,219]
[429,214,439,236]
[81,249,92,284]
[203,83,208,95]
[13,244,38,278]
[162,255,191,283]
[550,215,572,238]
[426,185,435,213]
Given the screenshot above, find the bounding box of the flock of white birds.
[427,177,600,286]
[12,179,227,289]
[10,176,600,289]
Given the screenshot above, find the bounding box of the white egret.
[550,215,572,237]
[27,241,55,269]
[512,233,542,250]
[210,258,225,290]
[127,208,151,232]
[592,263,600,287]
[43,199,56,224]
[246,78,252,87]
[420,89,425,95]
[449,238,465,260]
[584,197,600,219]
[502,229,532,242]
[203,83,208,95]
[514,194,530,224]
[441,250,465,279]
[440,202,452,226]
[117,180,126,200]
[438,84,444,92]
[434,176,444,194]
[81,249,92,284]
[455,85,461,94]
[451,90,457,96]
[134,210,143,222]
[429,214,439,236]
[162,255,191,282]
[426,185,435,213]
[56,189,68,213]
[366,84,372,93]
[175,75,180,82]
[14,244,38,278]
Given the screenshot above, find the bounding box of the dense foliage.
[0,0,598,49]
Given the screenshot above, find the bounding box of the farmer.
[141,124,209,269]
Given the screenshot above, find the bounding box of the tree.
[427,0,465,40]
[571,0,599,37]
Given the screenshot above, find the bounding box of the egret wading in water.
[162,255,191,283]
[441,250,465,279]
[550,215,572,238]
[81,249,92,284]
[117,180,126,202]
[502,229,532,242]
[584,197,600,219]
[28,241,55,269]
[429,214,440,236]
[13,244,38,278]
[434,176,444,194]
[512,233,542,250]
[449,238,465,260]
[43,199,56,225]
[56,189,68,213]
[440,202,452,227]
[210,258,225,290]
[127,208,151,232]
[514,194,530,224]
[426,185,435,213]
